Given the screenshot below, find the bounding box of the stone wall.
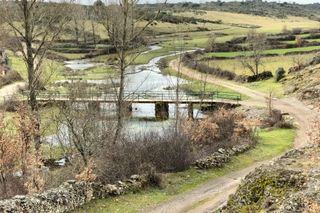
[195,144,253,169]
[0,175,146,213]
[0,143,255,212]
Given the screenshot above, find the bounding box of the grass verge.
[72,128,295,213]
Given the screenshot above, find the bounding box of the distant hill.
[145,1,320,20]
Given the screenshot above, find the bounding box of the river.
[46,45,202,144]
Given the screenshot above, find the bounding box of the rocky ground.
[222,146,320,212]
[222,60,320,213]
[285,63,320,112]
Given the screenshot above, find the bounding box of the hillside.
[285,60,320,112]
[223,146,320,212]
[160,1,320,20]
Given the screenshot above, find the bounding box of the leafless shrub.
[182,108,255,149]
[95,131,194,183]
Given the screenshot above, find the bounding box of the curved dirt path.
[141,60,319,213]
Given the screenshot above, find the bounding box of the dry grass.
[175,11,319,33]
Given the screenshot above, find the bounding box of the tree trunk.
[255,61,259,75]
[91,21,96,46]
[24,0,41,151]
[113,2,129,144]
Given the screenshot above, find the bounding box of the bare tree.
[291,54,307,69]
[54,83,116,167]
[239,30,267,76]
[206,34,216,52]
[0,0,72,150]
[96,0,166,143]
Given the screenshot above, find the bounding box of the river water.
[46,46,202,144]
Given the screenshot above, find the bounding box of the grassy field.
[203,53,315,97]
[244,79,285,98]
[8,52,65,82]
[209,54,314,75]
[174,10,319,34]
[283,38,320,44]
[203,46,320,58]
[3,106,59,137]
[73,128,295,213]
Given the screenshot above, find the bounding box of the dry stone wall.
[195,144,253,169]
[0,143,255,212]
[0,175,146,213]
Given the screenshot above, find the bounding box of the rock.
[218,148,225,154]
[222,146,320,212]
[105,184,121,195]
[195,144,254,169]
[284,85,298,95]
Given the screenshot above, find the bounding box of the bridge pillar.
[116,102,133,116]
[188,103,193,120]
[124,102,133,117]
[124,102,133,112]
[88,102,100,112]
[155,102,169,120]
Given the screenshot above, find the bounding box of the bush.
[292,28,302,35]
[0,70,23,88]
[247,71,273,82]
[95,131,194,183]
[275,67,286,82]
[263,109,294,129]
[182,108,256,153]
[157,58,169,70]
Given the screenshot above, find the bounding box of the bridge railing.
[22,90,242,102]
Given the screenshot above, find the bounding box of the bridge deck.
[22,91,242,105]
[36,97,240,105]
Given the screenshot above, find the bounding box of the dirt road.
[141,61,319,213]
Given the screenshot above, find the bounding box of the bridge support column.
[155,102,169,120]
[88,102,100,112]
[124,102,133,112]
[124,102,133,116]
[116,102,133,116]
[188,103,193,120]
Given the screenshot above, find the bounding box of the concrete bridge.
[24,91,242,120]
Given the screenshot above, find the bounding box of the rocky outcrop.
[222,146,320,212]
[195,144,253,169]
[0,175,147,213]
[285,64,320,112]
